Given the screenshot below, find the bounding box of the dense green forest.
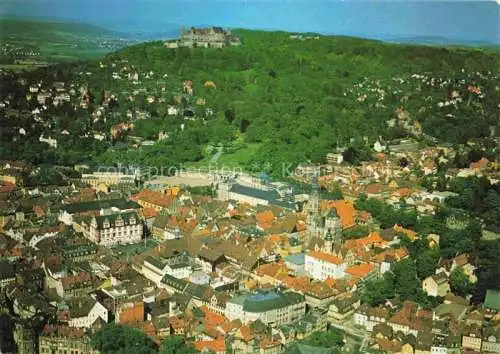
[0,30,498,175]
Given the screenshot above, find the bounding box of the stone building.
[165,27,241,48]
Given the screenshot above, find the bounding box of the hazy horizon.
[0,0,499,44]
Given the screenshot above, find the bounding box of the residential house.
[196,248,226,273]
[481,326,500,353]
[450,254,477,283]
[116,301,145,325]
[354,304,390,331]
[328,295,360,322]
[141,255,192,285]
[66,298,109,329]
[136,189,175,211]
[422,272,450,297]
[304,281,338,310]
[284,253,306,276]
[38,325,97,354]
[461,324,483,351]
[305,251,347,281]
[55,272,93,299]
[386,301,423,337]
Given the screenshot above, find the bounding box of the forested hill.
[0,30,498,173]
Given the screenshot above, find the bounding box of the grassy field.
[0,16,134,67]
[186,142,261,170]
[218,143,261,167]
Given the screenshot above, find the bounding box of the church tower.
[307,174,321,242]
[324,208,342,244]
[323,228,334,254]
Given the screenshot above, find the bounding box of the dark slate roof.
[184,283,214,302]
[61,199,140,214]
[232,290,305,313]
[152,215,169,229]
[145,256,167,270]
[230,184,296,210]
[66,298,97,318]
[284,253,305,266]
[161,274,187,292]
[0,260,15,280]
[484,289,500,311]
[432,272,449,285]
[60,244,98,258]
[93,211,139,230]
[197,248,225,263]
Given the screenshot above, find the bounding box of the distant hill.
[0,15,118,40]
[384,35,500,48]
[0,16,138,65]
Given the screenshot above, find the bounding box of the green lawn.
[218,143,261,167]
[186,142,261,170]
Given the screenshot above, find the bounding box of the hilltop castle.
[164,27,241,49]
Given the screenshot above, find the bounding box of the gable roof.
[309,251,343,265]
[484,289,500,311]
[92,211,139,229]
[60,199,139,214]
[345,263,375,278]
[194,339,225,353]
[230,290,305,313]
[136,189,175,208]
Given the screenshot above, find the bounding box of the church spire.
[307,172,321,243]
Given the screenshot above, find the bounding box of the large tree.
[450,268,473,297]
[91,324,157,354]
[159,336,197,354]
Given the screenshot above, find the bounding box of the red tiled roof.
[319,200,356,229]
[364,183,383,195]
[61,272,91,291]
[344,232,386,250]
[118,302,144,324]
[137,189,174,208]
[237,325,253,342]
[140,207,159,219]
[256,262,288,279]
[201,306,226,326]
[392,187,414,198]
[256,210,275,224]
[470,157,489,170]
[393,224,418,240]
[373,248,408,262]
[194,339,225,353]
[346,263,375,278]
[41,325,85,339]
